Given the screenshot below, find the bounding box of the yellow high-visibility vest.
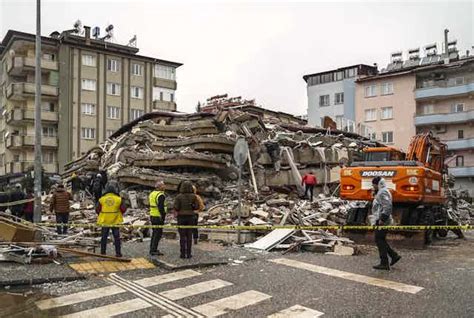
[149,190,167,217]
[97,193,123,225]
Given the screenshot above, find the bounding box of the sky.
[1,0,473,115]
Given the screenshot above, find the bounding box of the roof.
[0,29,182,67]
[302,64,377,82]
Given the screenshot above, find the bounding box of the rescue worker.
[192,185,205,244]
[173,181,201,259]
[371,177,401,270]
[10,183,25,218]
[90,173,104,203]
[96,183,126,257]
[149,181,167,256]
[50,184,72,234]
[301,171,317,202]
[70,172,81,201]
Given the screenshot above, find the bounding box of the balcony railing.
[414,110,474,126]
[5,135,58,148]
[6,108,59,124]
[445,137,474,150]
[415,82,474,100]
[7,56,58,75]
[153,100,177,112]
[448,166,474,178]
[5,161,34,174]
[153,77,177,90]
[6,82,59,100]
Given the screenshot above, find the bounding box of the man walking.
[301,171,317,201]
[50,184,72,235]
[371,177,401,270]
[149,181,167,256]
[96,183,126,257]
[192,185,205,244]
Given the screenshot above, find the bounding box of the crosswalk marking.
[271,258,424,294]
[60,298,152,318]
[160,279,233,300]
[191,290,272,317]
[35,269,201,310]
[267,305,324,317]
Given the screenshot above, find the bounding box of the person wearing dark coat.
[173,181,200,259]
[10,184,25,218]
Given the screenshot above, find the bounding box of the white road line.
[267,305,324,318]
[271,258,424,294]
[60,298,152,318]
[36,269,201,310]
[160,279,233,301]
[192,290,272,317]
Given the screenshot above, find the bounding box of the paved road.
[33,233,474,317]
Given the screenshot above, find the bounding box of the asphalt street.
[4,232,474,318]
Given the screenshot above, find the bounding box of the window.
[160,92,163,101]
[170,93,174,103]
[107,106,120,119]
[381,107,393,120]
[458,130,464,139]
[154,65,176,80]
[456,156,464,167]
[364,108,377,121]
[81,79,96,91]
[42,53,55,61]
[42,151,56,164]
[347,68,356,78]
[81,103,96,115]
[42,126,57,137]
[381,82,393,95]
[13,154,20,162]
[334,92,344,104]
[448,77,465,86]
[106,83,121,96]
[365,85,377,97]
[131,63,143,76]
[107,59,119,72]
[131,86,144,99]
[423,104,434,114]
[369,132,376,140]
[81,128,96,140]
[335,71,344,81]
[153,87,175,102]
[382,131,394,143]
[319,95,330,107]
[106,130,115,138]
[130,109,144,120]
[82,54,96,67]
[42,102,55,112]
[452,103,464,113]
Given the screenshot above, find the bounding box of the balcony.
[6,82,58,101]
[448,166,474,178]
[445,137,474,150]
[6,109,59,124]
[153,77,177,90]
[7,56,58,76]
[415,82,474,100]
[153,100,177,112]
[5,161,33,174]
[43,162,59,174]
[414,110,474,126]
[5,135,58,149]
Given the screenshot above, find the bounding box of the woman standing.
[173,181,200,259]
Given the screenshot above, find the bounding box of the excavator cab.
[363,147,405,162]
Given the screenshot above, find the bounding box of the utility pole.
[33,0,42,222]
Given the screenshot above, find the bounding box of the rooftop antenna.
[127,35,137,47]
[73,19,82,34]
[92,26,100,39]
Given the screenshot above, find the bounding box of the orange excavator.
[340,132,449,246]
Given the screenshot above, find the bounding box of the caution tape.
[0,198,35,207]
[33,222,473,231]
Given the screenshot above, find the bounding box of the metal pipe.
[33,0,42,222]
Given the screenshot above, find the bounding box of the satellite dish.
[128,35,137,47]
[233,138,249,167]
[73,19,82,33]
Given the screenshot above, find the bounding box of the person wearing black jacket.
[10,184,25,218]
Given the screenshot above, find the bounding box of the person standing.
[371,177,401,270]
[23,188,34,222]
[301,171,317,201]
[50,184,72,235]
[192,185,205,244]
[96,183,126,257]
[149,181,167,256]
[91,173,104,203]
[10,183,25,218]
[70,172,81,201]
[173,181,200,259]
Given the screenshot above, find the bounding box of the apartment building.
[303,64,377,129]
[414,57,474,194]
[0,26,181,179]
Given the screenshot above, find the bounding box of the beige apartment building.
[0,27,181,179]
[355,42,473,194]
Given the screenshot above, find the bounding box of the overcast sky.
[1,0,473,115]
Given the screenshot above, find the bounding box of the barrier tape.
[0,198,35,207]
[33,222,473,231]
